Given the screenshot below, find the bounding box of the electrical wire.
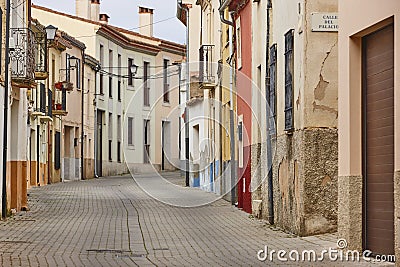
[73,16,177,39]
[11,0,25,9]
[99,68,179,80]
[100,64,180,69]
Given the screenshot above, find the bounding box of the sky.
[32,0,186,44]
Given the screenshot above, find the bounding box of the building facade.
[33,1,184,176]
[338,0,399,259]
[260,0,338,236]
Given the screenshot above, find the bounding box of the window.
[99,45,104,95]
[144,119,150,163]
[163,59,169,102]
[76,58,81,89]
[269,44,277,134]
[100,73,104,95]
[143,61,150,106]
[118,54,121,101]
[108,113,113,139]
[117,115,121,162]
[128,117,134,146]
[284,29,294,131]
[108,50,113,97]
[109,76,112,98]
[128,58,134,86]
[109,140,112,161]
[108,112,113,161]
[66,53,70,82]
[236,17,242,69]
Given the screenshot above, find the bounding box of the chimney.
[139,6,154,37]
[90,0,100,22]
[76,0,91,19]
[99,13,109,24]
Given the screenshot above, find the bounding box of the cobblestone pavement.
[0,173,394,266]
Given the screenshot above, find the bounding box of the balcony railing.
[199,44,215,87]
[10,28,36,86]
[52,88,68,116]
[34,30,48,79]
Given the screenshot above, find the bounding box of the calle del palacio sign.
[311,13,338,32]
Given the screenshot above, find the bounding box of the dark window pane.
[284,30,294,131]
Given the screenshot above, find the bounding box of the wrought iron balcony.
[34,30,48,80]
[199,44,216,89]
[10,28,36,87]
[52,85,68,116]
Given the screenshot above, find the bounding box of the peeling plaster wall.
[303,0,338,129]
[256,0,338,234]
[263,128,337,236]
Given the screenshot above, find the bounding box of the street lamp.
[130,64,138,76]
[68,56,79,69]
[45,25,58,41]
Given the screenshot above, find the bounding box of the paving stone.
[0,173,394,266]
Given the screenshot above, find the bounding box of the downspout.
[184,4,190,187]
[219,1,236,205]
[2,0,11,219]
[94,65,99,178]
[81,49,85,180]
[265,0,274,225]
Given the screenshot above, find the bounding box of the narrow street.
[0,173,392,266]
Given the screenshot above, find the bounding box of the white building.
[32,1,184,176]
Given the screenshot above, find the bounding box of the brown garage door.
[363,24,394,255]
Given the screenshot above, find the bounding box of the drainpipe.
[81,49,85,180]
[2,0,11,219]
[219,2,236,205]
[94,65,99,178]
[184,4,190,187]
[265,0,274,225]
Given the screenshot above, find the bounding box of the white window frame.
[127,116,135,148]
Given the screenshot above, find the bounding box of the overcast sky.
[32,0,186,44]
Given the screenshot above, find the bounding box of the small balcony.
[52,88,68,116]
[34,30,48,80]
[199,44,216,89]
[10,28,36,88]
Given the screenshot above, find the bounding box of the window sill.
[127,146,135,150]
[284,128,294,135]
[162,102,171,107]
[127,86,135,91]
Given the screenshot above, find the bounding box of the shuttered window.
[269,44,277,134]
[284,29,294,131]
[47,89,52,117]
[40,83,46,113]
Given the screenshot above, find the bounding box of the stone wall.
[261,127,338,236]
[337,175,363,251]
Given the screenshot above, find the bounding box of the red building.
[229,0,252,213]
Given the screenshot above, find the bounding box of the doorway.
[144,120,150,163]
[96,110,103,177]
[362,24,394,255]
